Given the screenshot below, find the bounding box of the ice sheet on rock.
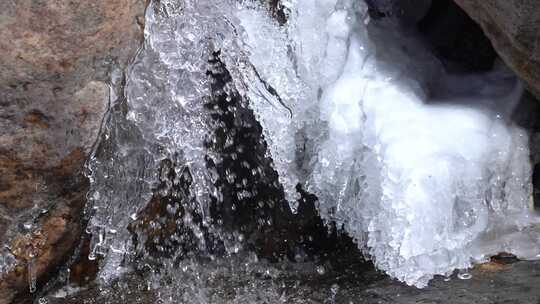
[85,0,248,279]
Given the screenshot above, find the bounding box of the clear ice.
[85,0,540,288]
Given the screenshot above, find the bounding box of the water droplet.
[457,271,472,280]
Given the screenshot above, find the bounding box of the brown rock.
[0,0,145,84]
[453,0,540,97]
[0,0,146,303]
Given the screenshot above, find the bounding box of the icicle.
[27,252,37,293]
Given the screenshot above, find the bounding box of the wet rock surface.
[45,260,540,304]
[0,0,146,303]
[452,0,540,98]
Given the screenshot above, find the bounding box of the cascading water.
[84,0,540,294]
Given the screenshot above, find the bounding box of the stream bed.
[46,259,539,304]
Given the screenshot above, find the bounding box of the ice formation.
[85,0,540,288]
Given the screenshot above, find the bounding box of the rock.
[418,0,498,72]
[453,0,540,97]
[366,0,432,25]
[0,0,146,303]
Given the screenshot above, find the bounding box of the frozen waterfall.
[85,0,540,289]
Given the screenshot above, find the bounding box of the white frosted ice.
[85,0,540,288]
[315,36,537,285]
[238,0,540,287]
